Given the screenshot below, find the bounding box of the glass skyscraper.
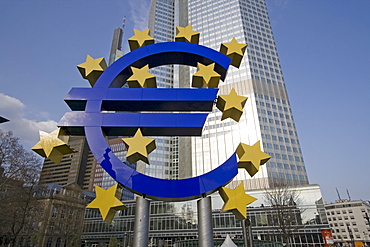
[147,0,309,189]
[82,2,329,246]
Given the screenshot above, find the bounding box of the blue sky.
[0,0,369,203]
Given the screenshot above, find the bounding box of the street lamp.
[242,218,254,247]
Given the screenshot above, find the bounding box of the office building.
[146,0,308,190]
[325,200,370,246]
[46,0,329,246]
[82,1,330,245]
[82,184,329,246]
[39,136,96,192]
[14,183,94,247]
[109,26,124,65]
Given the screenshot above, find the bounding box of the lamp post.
[246,218,254,247]
[242,218,254,247]
[242,219,248,247]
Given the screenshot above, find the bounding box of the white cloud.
[0,93,57,150]
[274,0,289,7]
[128,0,150,30]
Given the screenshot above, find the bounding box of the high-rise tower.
[148,0,309,189]
[38,136,96,191]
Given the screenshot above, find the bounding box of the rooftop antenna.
[336,187,342,200]
[346,189,351,201]
[122,16,126,30]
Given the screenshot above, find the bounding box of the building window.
[56,238,61,247]
[61,209,66,219]
[49,222,55,232]
[46,238,52,247]
[52,206,57,218]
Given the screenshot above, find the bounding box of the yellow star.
[121,129,156,164]
[216,88,248,121]
[128,29,155,51]
[86,184,127,223]
[236,141,271,177]
[77,55,107,87]
[175,24,200,44]
[219,182,257,221]
[127,65,157,88]
[32,128,73,164]
[192,63,221,88]
[220,38,247,68]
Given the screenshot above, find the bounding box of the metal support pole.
[246,218,254,247]
[197,196,214,247]
[133,196,150,247]
[242,219,249,247]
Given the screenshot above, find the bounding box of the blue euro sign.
[59,42,239,201]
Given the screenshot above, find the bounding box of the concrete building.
[5,182,94,247]
[39,136,96,192]
[33,183,93,247]
[325,200,370,246]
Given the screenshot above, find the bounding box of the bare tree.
[0,130,42,188]
[57,206,85,247]
[264,183,304,247]
[0,129,43,247]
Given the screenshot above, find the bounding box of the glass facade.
[145,0,180,180]
[188,0,308,189]
[82,185,328,246]
[145,0,309,189]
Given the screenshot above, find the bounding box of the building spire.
[108,16,126,65]
[122,16,126,30]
